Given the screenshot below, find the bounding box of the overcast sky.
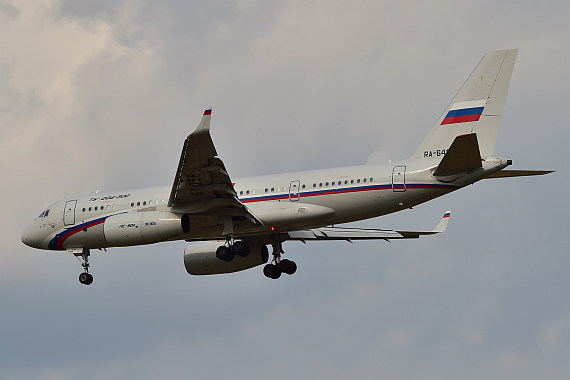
[1,0,568,379]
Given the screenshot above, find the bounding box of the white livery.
[22,49,552,285]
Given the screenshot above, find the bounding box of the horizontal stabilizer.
[433,133,481,177]
[285,211,451,242]
[485,169,554,178]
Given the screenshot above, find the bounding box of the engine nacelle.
[184,241,269,275]
[104,211,190,247]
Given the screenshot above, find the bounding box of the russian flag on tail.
[203,109,212,116]
[441,99,486,125]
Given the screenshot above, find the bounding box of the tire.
[79,272,93,285]
[263,264,281,279]
[232,241,250,257]
[279,259,297,275]
[216,246,234,262]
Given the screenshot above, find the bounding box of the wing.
[168,109,262,226]
[285,211,451,242]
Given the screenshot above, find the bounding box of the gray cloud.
[1,0,568,379]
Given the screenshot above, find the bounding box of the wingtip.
[433,211,451,233]
[193,107,213,134]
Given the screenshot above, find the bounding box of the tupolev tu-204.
[22,49,552,285]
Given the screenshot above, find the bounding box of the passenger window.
[265,188,268,193]
[302,184,306,189]
[351,180,354,184]
[363,178,367,183]
[357,179,360,183]
[271,187,275,192]
[325,182,329,186]
[246,190,250,195]
[95,206,98,211]
[240,191,243,195]
[137,202,140,206]
[131,202,134,207]
[143,201,147,206]
[344,180,348,185]
[88,207,92,212]
[332,181,335,186]
[319,183,323,187]
[370,177,373,182]
[313,184,316,188]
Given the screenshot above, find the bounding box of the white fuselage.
[21,157,509,251]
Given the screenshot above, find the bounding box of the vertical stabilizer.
[412,49,518,159]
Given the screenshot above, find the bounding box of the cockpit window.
[44,209,49,217]
[38,211,45,218]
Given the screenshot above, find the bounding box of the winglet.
[194,108,212,134]
[432,211,451,233]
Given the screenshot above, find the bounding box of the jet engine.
[104,211,190,247]
[184,241,269,275]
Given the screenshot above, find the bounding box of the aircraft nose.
[21,224,44,249]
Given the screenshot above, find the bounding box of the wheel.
[263,264,281,279]
[216,245,234,262]
[279,259,297,275]
[232,241,250,257]
[79,272,93,285]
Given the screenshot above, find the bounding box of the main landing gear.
[75,249,93,285]
[215,239,251,262]
[263,238,297,280]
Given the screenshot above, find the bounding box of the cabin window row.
[82,205,115,212]
[312,178,373,188]
[130,200,166,207]
[80,199,166,213]
[237,177,374,197]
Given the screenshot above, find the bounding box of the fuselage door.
[289,180,301,202]
[392,166,406,192]
[63,200,77,226]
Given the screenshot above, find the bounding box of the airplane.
[21,48,552,285]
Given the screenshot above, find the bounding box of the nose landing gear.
[75,249,93,285]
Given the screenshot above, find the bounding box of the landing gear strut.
[75,249,93,285]
[263,237,297,279]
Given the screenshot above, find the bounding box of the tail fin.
[412,49,518,160]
